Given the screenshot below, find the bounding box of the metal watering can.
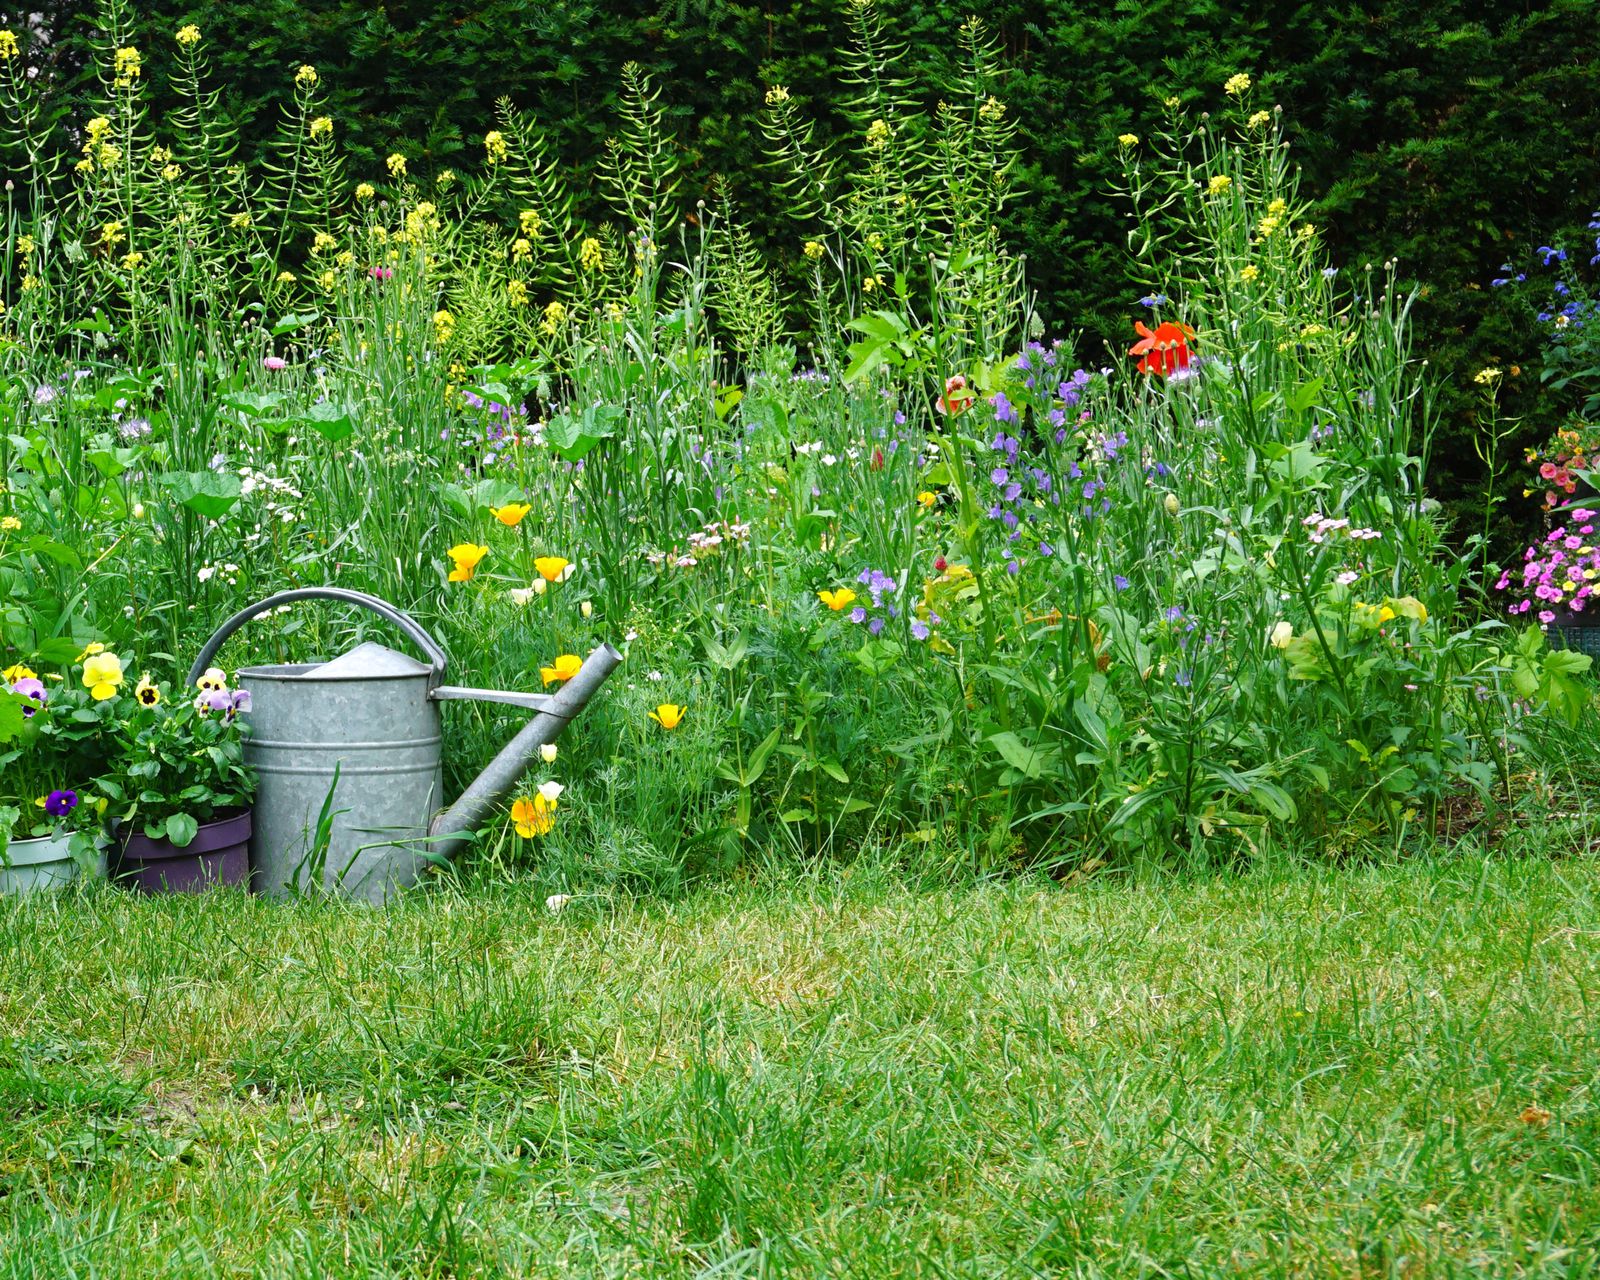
[186,588,621,903]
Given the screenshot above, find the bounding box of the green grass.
[1,849,1598,1277]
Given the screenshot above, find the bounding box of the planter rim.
[119,807,253,861]
[2,831,79,869]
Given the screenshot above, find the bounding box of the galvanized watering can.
[186,588,621,903]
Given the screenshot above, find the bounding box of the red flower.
[1129,320,1196,377]
[939,374,974,416]
[871,447,885,471]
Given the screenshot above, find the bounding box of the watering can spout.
[427,642,624,860]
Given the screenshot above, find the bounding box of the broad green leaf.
[160,471,242,520]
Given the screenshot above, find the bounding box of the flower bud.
[1163,492,1180,516]
[580,600,592,618]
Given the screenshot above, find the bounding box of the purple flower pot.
[116,809,252,894]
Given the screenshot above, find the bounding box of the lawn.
[2,849,1597,1277]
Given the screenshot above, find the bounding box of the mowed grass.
[0,850,1597,1278]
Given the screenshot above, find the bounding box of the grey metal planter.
[0,833,102,897]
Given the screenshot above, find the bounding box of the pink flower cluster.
[1497,511,1600,624]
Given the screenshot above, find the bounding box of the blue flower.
[1164,605,1183,622]
[1114,575,1130,590]
[1138,293,1168,308]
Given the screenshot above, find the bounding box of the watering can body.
[188,588,620,904]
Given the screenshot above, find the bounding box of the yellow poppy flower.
[534,555,572,582]
[447,543,488,582]
[511,794,555,838]
[818,588,857,611]
[540,654,583,686]
[491,503,531,527]
[649,703,686,730]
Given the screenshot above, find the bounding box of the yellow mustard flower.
[355,182,375,201]
[1118,133,1139,147]
[121,250,144,270]
[1248,110,1271,128]
[803,240,824,260]
[540,300,566,335]
[386,152,407,178]
[1474,367,1501,385]
[295,64,318,88]
[433,308,454,343]
[309,115,333,139]
[764,85,790,105]
[113,46,141,84]
[1207,174,1232,195]
[99,220,125,247]
[447,543,487,582]
[540,654,582,686]
[1224,72,1252,96]
[0,30,19,59]
[579,237,604,272]
[175,24,201,46]
[1239,264,1259,283]
[0,517,20,533]
[519,210,541,236]
[484,130,508,164]
[511,237,532,259]
[507,279,528,306]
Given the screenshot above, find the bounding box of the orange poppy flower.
[938,374,974,416]
[1129,320,1196,377]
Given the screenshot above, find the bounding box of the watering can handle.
[185,588,449,687]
